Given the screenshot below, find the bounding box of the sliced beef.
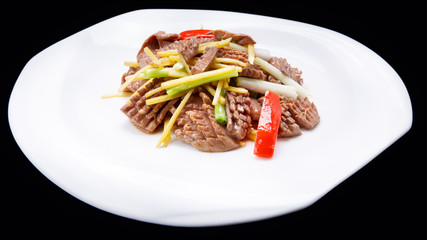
[240,64,266,80]
[216,47,248,63]
[137,31,179,57]
[155,31,181,48]
[177,37,199,64]
[268,57,303,85]
[210,30,256,45]
[174,91,240,152]
[120,66,147,92]
[121,67,137,85]
[225,91,252,141]
[285,97,320,129]
[191,46,218,74]
[248,97,262,121]
[278,98,302,137]
[121,31,179,92]
[121,34,213,92]
[126,80,147,93]
[121,79,178,133]
[136,31,180,68]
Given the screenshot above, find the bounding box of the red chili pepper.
[179,29,214,40]
[254,91,282,158]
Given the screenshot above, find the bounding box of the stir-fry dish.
[117,29,320,158]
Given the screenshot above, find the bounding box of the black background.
[2,1,424,238]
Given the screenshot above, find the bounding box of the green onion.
[165,67,239,97]
[235,77,298,99]
[214,103,227,125]
[254,57,308,98]
[144,68,171,79]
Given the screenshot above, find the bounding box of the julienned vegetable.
[214,85,227,124]
[254,57,308,99]
[254,90,282,158]
[144,67,189,79]
[164,67,239,96]
[229,43,271,61]
[144,68,170,78]
[235,77,298,99]
[214,103,227,125]
[157,88,194,147]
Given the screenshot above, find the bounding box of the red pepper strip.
[254,91,282,158]
[179,29,214,40]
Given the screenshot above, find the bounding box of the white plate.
[8,9,412,227]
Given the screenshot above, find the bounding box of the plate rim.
[8,8,413,227]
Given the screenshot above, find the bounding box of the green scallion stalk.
[214,103,227,125]
[144,68,171,79]
[166,68,238,97]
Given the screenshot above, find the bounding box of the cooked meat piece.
[136,31,180,68]
[121,33,215,92]
[216,47,248,63]
[138,31,179,55]
[248,97,262,121]
[268,57,303,85]
[120,67,147,92]
[278,98,302,137]
[285,97,320,129]
[177,37,199,64]
[121,31,178,92]
[240,64,266,80]
[210,29,256,45]
[121,79,178,133]
[126,80,147,93]
[191,46,218,74]
[225,91,252,141]
[174,91,240,152]
[121,67,137,85]
[154,31,181,48]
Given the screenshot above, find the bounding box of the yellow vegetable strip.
[215,58,248,67]
[143,47,160,65]
[229,42,247,51]
[204,84,216,95]
[211,63,242,72]
[124,61,139,68]
[168,69,189,78]
[198,37,232,53]
[145,90,188,105]
[223,78,230,89]
[157,49,178,57]
[247,127,257,141]
[157,88,194,147]
[160,67,237,90]
[162,117,172,147]
[212,79,224,106]
[169,55,180,62]
[225,86,249,94]
[247,44,255,64]
[124,78,154,104]
[151,57,177,68]
[144,86,164,98]
[203,85,226,105]
[178,53,192,75]
[101,92,133,99]
[119,65,152,92]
